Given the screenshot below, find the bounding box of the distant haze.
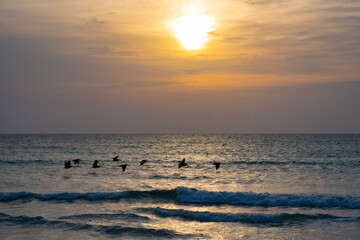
[1,0,359,133]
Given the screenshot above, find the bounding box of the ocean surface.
[0,134,359,239]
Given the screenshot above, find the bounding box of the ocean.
[0,134,359,239]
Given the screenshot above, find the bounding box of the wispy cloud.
[86,17,105,27]
[84,47,137,56]
[244,0,275,6]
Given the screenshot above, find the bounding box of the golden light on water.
[171,13,215,50]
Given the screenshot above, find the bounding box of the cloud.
[218,0,360,76]
[86,17,105,27]
[0,34,172,92]
[244,0,274,5]
[180,67,216,75]
[84,47,137,56]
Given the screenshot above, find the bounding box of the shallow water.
[0,134,359,239]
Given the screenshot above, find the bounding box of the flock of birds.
[64,157,222,171]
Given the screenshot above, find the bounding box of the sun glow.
[171,14,215,50]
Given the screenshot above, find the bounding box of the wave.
[0,212,92,230]
[233,160,360,166]
[59,212,149,222]
[149,174,170,179]
[149,174,210,181]
[145,207,357,224]
[0,159,55,165]
[176,188,360,209]
[0,189,176,202]
[1,188,359,209]
[0,212,189,238]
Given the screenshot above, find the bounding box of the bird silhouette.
[120,164,128,172]
[64,160,72,169]
[92,160,101,168]
[140,160,148,166]
[112,156,119,161]
[178,158,188,169]
[73,159,80,165]
[213,162,221,170]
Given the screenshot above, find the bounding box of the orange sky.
[0,0,359,133]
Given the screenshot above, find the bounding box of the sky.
[0,0,359,133]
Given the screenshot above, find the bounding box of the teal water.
[0,134,359,239]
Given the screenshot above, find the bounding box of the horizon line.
[1,132,359,135]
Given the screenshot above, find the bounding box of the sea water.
[0,134,359,239]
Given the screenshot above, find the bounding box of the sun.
[171,14,215,50]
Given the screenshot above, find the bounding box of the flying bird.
[120,164,128,172]
[213,162,221,170]
[112,156,119,161]
[178,158,188,169]
[140,160,148,166]
[64,160,72,169]
[92,160,101,168]
[73,159,80,165]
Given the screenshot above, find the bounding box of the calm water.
[0,134,359,239]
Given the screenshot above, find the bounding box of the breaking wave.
[146,207,358,224]
[1,187,359,209]
[0,189,176,202]
[176,188,360,209]
[0,212,188,238]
